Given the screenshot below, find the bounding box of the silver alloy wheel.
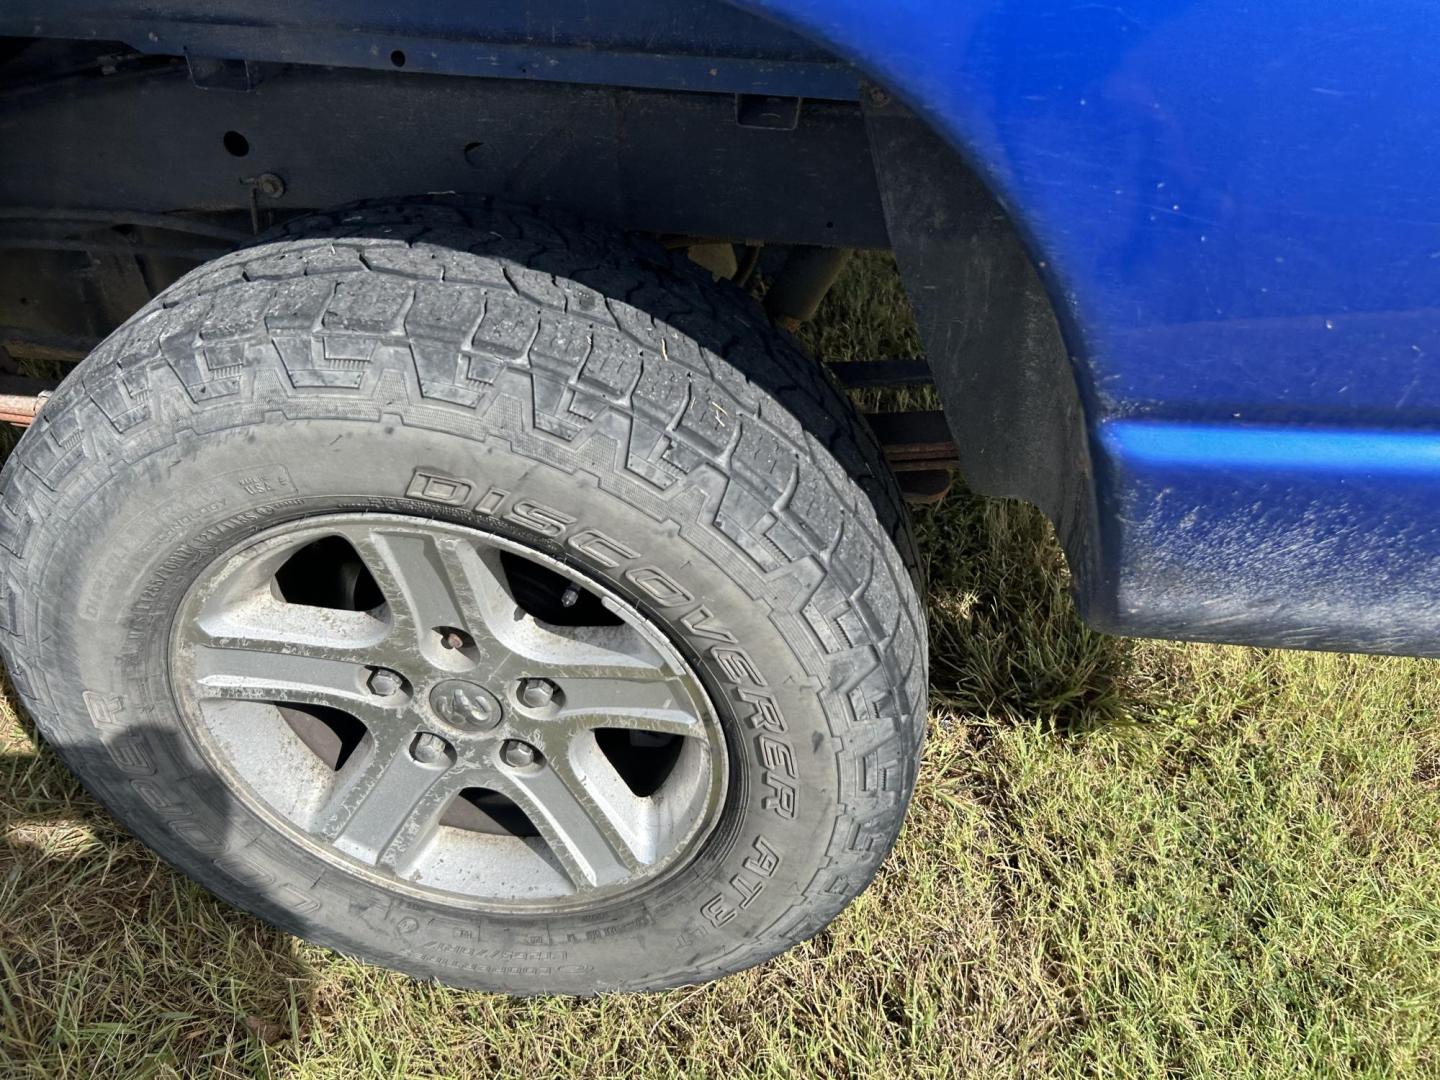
[169,513,727,910]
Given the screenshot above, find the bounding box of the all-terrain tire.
[0,199,926,993]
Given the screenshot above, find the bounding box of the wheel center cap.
[428,679,503,731]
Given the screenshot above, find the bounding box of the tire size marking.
[81,465,298,622]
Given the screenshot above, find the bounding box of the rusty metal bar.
[863,410,958,471]
[0,376,57,426]
[862,409,959,504]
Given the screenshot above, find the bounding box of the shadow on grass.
[914,486,1141,740]
[0,700,314,1075]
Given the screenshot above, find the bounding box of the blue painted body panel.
[12,1,1440,653]
[737,0,1440,654]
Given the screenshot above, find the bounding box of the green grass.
[2,254,1439,1077]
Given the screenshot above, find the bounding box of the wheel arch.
[724,0,1106,605]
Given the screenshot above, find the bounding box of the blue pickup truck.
[0,2,1431,993]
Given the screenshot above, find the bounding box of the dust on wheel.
[0,200,926,993]
[171,512,728,909]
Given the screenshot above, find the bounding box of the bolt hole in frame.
[221,129,250,157]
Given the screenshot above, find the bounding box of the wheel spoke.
[551,673,708,739]
[343,526,518,659]
[501,749,649,889]
[316,731,465,868]
[489,618,682,687]
[190,640,384,712]
[188,583,399,705]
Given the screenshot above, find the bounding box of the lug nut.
[410,732,451,765]
[367,668,404,696]
[518,678,558,709]
[500,739,539,769]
